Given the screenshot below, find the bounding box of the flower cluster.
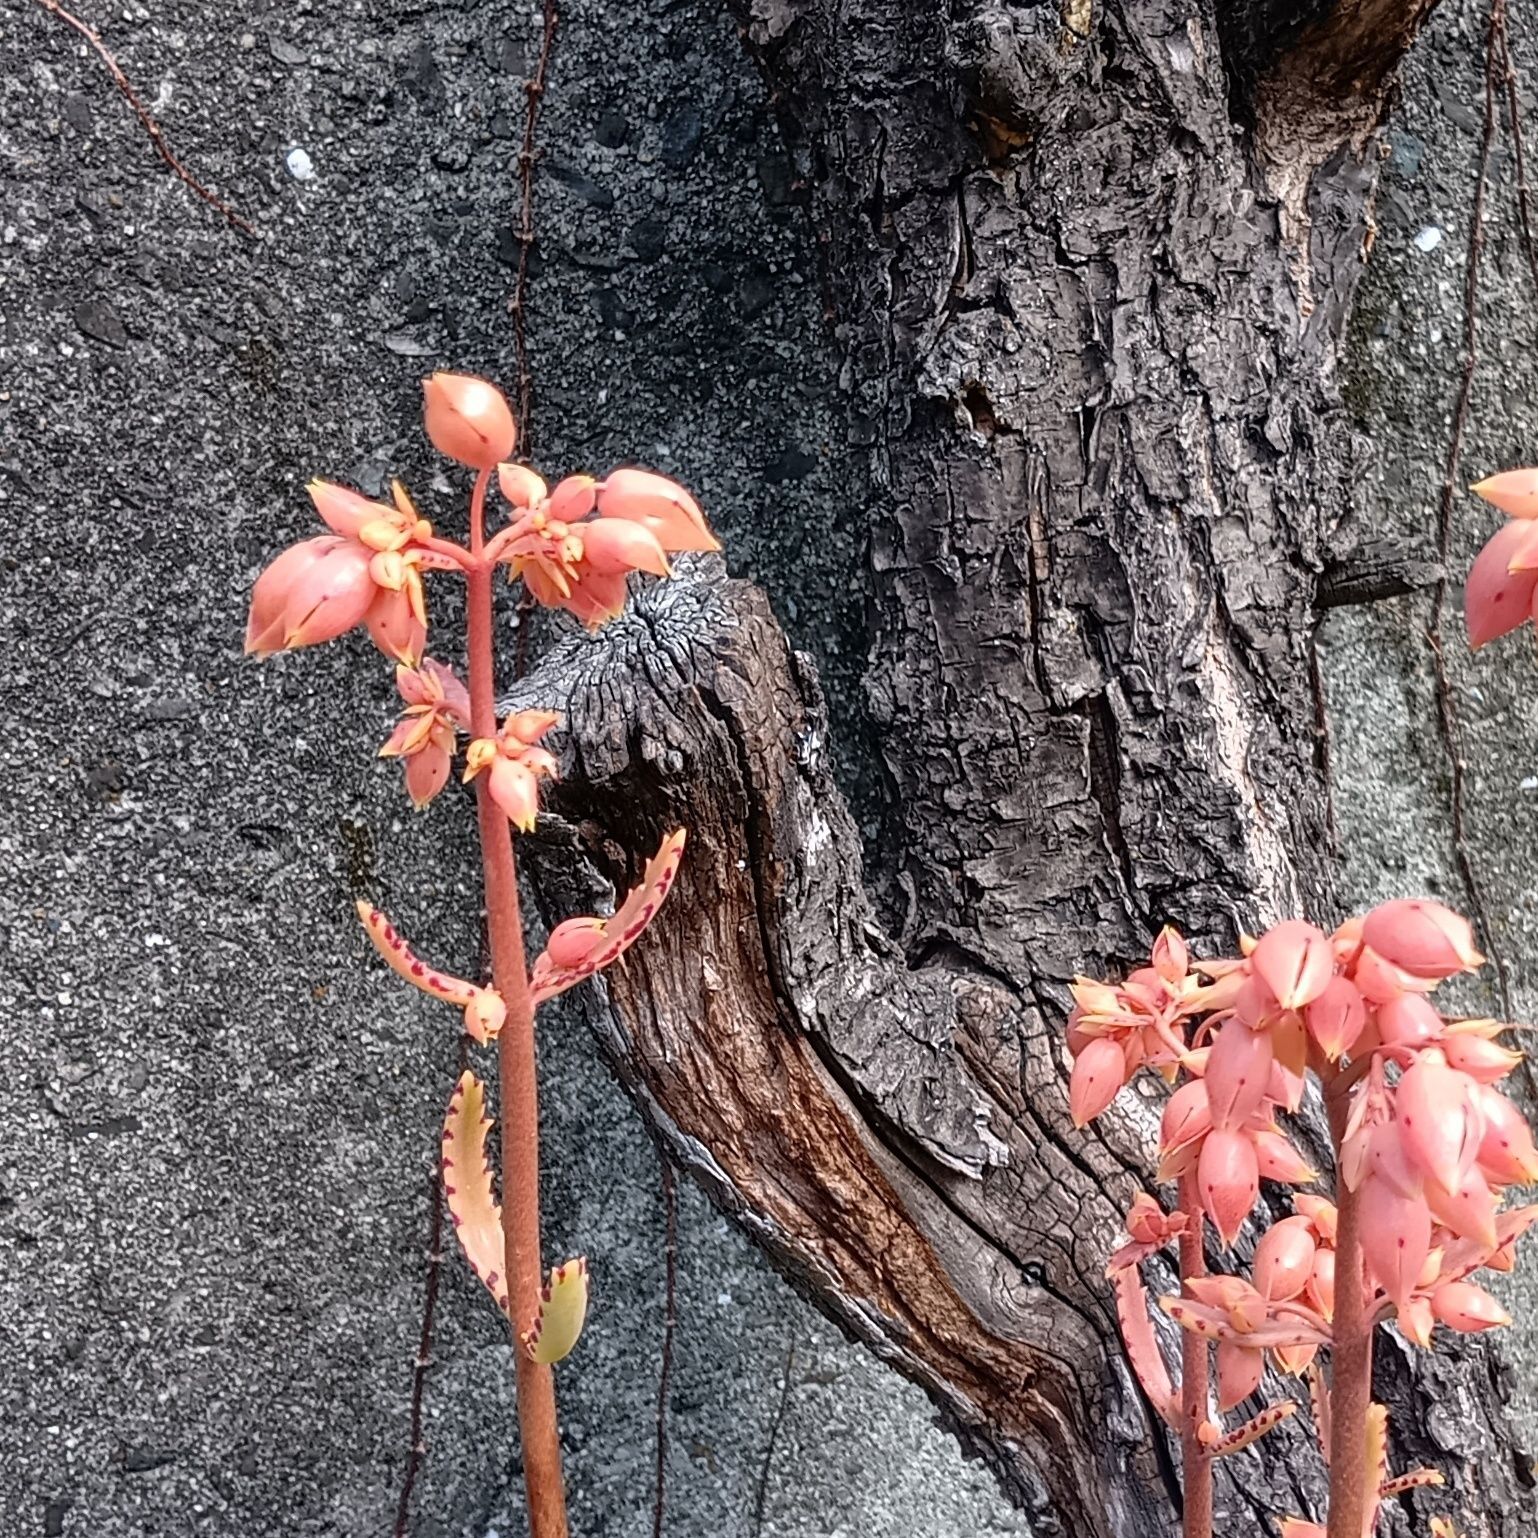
[1073,899,1537,1536]
[1465,467,1538,648]
[245,371,718,829]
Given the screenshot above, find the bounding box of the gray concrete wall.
[2,0,1534,1534]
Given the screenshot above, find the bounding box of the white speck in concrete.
[285,147,314,181]
[1413,224,1443,253]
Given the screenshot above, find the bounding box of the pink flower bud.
[1359,1173,1431,1311]
[1254,1216,1317,1302]
[1198,1128,1259,1245]
[1431,1280,1511,1333]
[1465,518,1538,647]
[1362,899,1484,980]
[596,467,720,553]
[546,474,599,523]
[1304,975,1366,1060]
[1376,992,1444,1050]
[544,916,609,969]
[422,372,517,470]
[1294,1194,1338,1244]
[1251,1128,1317,1185]
[1442,1031,1525,1085]
[1350,944,1435,1004]
[309,479,388,538]
[1396,1056,1484,1194]
[245,535,376,656]
[1160,1078,1212,1155]
[1204,1019,1274,1131]
[1423,1167,1499,1249]
[1150,925,1188,983]
[1251,920,1334,1011]
[1068,1035,1126,1127]
[1471,467,1538,518]
[1473,1085,1538,1185]
[1216,1341,1264,1411]
[404,741,452,809]
[1306,1247,1335,1320]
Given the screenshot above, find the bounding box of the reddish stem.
[1176,1173,1213,1538]
[1325,1091,1372,1538]
[466,468,569,1538]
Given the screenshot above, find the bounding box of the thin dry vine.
[31,0,255,236]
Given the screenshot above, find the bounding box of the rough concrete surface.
[2,0,1536,1535]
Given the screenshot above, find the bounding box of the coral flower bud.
[1431,1281,1511,1333]
[1305,1247,1335,1320]
[1068,1035,1126,1127]
[1423,1167,1499,1249]
[1251,1129,1317,1185]
[1293,1194,1337,1244]
[1465,519,1538,648]
[1350,945,1434,1005]
[1398,1297,1435,1348]
[1150,925,1188,983]
[578,517,672,578]
[1198,1128,1259,1246]
[1471,467,1538,518]
[309,479,387,538]
[1160,1078,1212,1153]
[498,463,548,510]
[245,535,376,656]
[1362,899,1484,980]
[544,916,609,969]
[423,372,517,469]
[1252,920,1335,1011]
[597,467,720,552]
[1204,1019,1274,1131]
[1304,975,1366,1060]
[1254,1216,1317,1302]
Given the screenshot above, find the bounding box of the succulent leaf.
[521,1257,590,1365]
[1111,1264,1178,1428]
[442,1072,511,1319]
[1206,1400,1296,1458]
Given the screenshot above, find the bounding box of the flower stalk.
[245,373,717,1535]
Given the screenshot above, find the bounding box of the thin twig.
[394,1032,472,1538]
[1499,13,1538,300]
[751,1329,798,1537]
[510,0,561,448]
[1427,2,1515,1033]
[31,0,255,237]
[652,1159,678,1538]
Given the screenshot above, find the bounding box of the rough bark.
[511,2,1538,1534]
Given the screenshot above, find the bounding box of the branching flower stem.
[466,467,569,1538]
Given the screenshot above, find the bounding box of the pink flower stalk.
[1071,899,1537,1538]
[463,710,560,832]
[379,658,471,809]
[243,371,720,1538]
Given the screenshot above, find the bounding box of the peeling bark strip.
[514,2,1538,1534]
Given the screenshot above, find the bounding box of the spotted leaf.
[442,1072,511,1319]
[521,1257,590,1365]
[1111,1263,1178,1428]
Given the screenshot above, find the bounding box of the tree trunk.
[514,2,1538,1533]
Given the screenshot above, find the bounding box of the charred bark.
[513,2,1538,1534]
